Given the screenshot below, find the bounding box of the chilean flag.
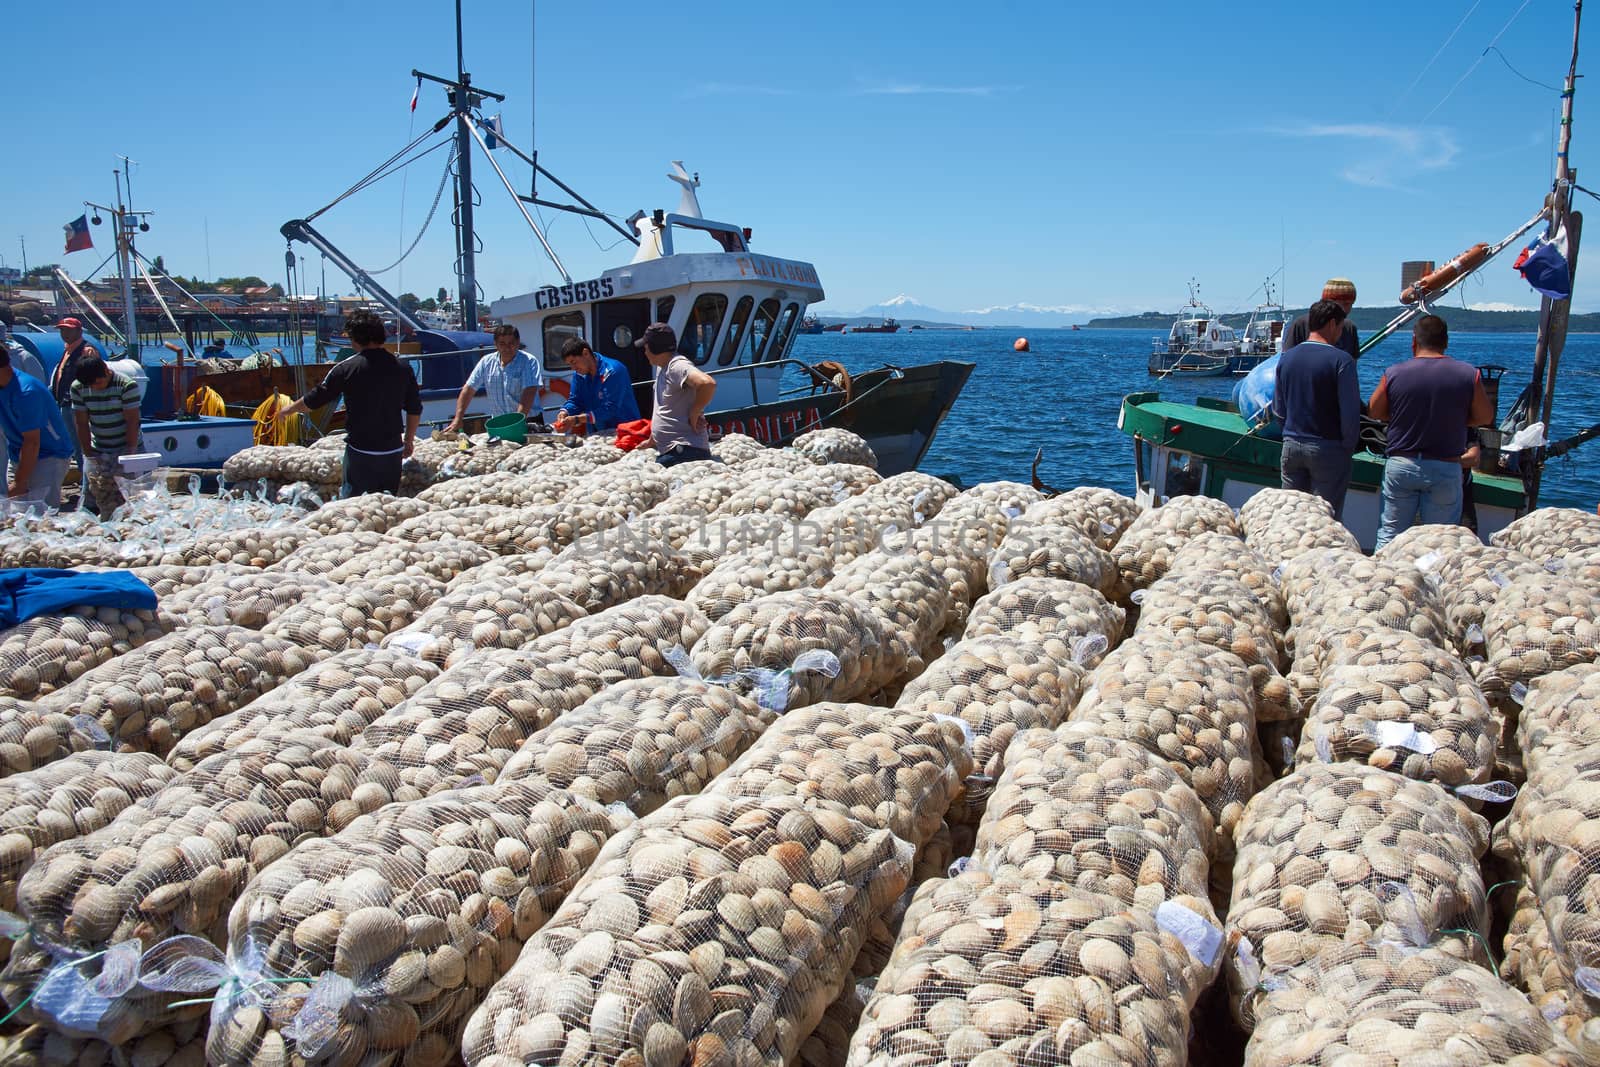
[62,214,92,253]
[409,79,419,113]
[1515,223,1573,301]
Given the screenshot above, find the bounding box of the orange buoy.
[1013,337,1030,353]
[1401,242,1491,304]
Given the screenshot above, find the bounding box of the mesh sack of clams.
[128,563,252,597]
[1280,548,1446,624]
[0,702,113,781]
[496,677,769,816]
[1517,662,1600,775]
[0,732,403,1043]
[961,577,1123,668]
[827,552,954,657]
[350,648,610,796]
[525,595,713,686]
[444,549,554,593]
[1493,507,1600,562]
[848,870,1221,1067]
[1243,939,1589,1067]
[1245,512,1360,567]
[432,438,527,480]
[42,626,325,757]
[388,504,526,554]
[1376,521,1487,566]
[855,470,960,517]
[530,534,696,612]
[162,647,441,774]
[895,636,1088,825]
[1136,570,1285,665]
[1021,486,1143,550]
[1112,493,1242,596]
[1504,882,1600,1060]
[687,590,903,711]
[415,470,538,509]
[160,568,338,630]
[1483,574,1600,691]
[710,475,847,526]
[931,481,1042,552]
[1225,762,1491,1027]
[685,542,835,623]
[221,445,343,488]
[460,790,914,1067]
[970,727,1217,921]
[1432,545,1547,658]
[300,492,433,536]
[1134,606,1299,726]
[172,523,315,568]
[1510,739,1600,1015]
[1295,643,1498,788]
[208,778,628,1067]
[798,983,867,1067]
[1071,633,1265,852]
[268,530,397,578]
[645,468,760,519]
[0,605,175,700]
[791,427,877,467]
[561,464,675,515]
[261,573,444,653]
[808,462,885,500]
[904,524,989,634]
[0,1017,209,1067]
[989,521,1120,598]
[708,431,772,464]
[1237,487,1333,538]
[1169,531,1288,631]
[321,534,494,586]
[493,502,632,557]
[382,573,587,667]
[705,703,973,848]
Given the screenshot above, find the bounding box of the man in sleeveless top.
[1367,314,1493,549]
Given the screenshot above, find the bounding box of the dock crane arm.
[280,218,426,334]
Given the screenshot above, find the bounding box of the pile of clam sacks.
[1,454,1600,1067]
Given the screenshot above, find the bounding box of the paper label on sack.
[385,632,432,657]
[1367,720,1438,754]
[1157,901,1223,967]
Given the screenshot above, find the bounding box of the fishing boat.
[1111,5,1590,551]
[798,315,824,334]
[1155,354,1232,379]
[272,11,968,475]
[1149,281,1239,374]
[821,322,847,333]
[1230,280,1284,374]
[848,319,900,334]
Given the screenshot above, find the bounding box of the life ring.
[1401,242,1491,304]
[810,360,852,403]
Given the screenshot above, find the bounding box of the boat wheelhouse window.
[750,298,782,362]
[717,296,756,367]
[679,293,728,366]
[1162,451,1205,500]
[542,311,585,372]
[655,296,676,330]
[766,303,800,363]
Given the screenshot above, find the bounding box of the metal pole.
[114,169,139,358]
[464,115,570,281]
[454,0,479,331]
[18,236,26,275]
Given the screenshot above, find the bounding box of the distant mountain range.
[1083,306,1599,333]
[816,294,1103,328]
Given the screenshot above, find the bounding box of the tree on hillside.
[419,297,438,311]
[400,293,421,314]
[436,287,449,304]
[23,265,58,282]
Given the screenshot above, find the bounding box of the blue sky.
[3,0,1590,316]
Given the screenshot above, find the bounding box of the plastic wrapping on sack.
[1295,643,1498,788]
[688,590,905,711]
[221,445,343,488]
[0,701,113,780]
[1484,574,1600,691]
[497,677,770,816]
[530,532,696,612]
[163,647,441,774]
[1517,662,1600,775]
[1070,633,1265,853]
[208,778,628,1067]
[383,572,588,667]
[300,492,433,536]
[1492,506,1600,561]
[970,727,1217,921]
[1225,763,1491,1028]
[685,541,836,622]
[1433,545,1547,658]
[461,790,914,1067]
[1169,531,1289,631]
[1376,521,1486,566]
[826,552,954,658]
[895,636,1088,825]
[268,530,397,578]
[259,573,443,653]
[1504,881,1600,1060]
[160,568,337,630]
[791,427,877,467]
[847,871,1221,1067]
[989,521,1120,598]
[525,595,713,685]
[42,626,325,757]
[1021,486,1143,551]
[350,648,609,796]
[1244,940,1589,1067]
[321,534,495,586]
[0,732,402,1042]
[171,523,316,568]
[0,606,175,699]
[961,577,1124,666]
[1112,493,1242,596]
[708,703,974,847]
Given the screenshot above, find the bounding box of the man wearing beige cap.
[1282,278,1361,360]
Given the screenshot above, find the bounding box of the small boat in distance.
[822,322,846,333]
[848,318,900,334]
[798,315,824,334]
[1149,281,1238,374]
[1230,279,1284,375]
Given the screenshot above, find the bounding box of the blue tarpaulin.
[0,568,157,628]
[1232,355,1282,436]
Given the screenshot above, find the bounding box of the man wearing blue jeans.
[1368,314,1492,550]
[1273,299,1361,519]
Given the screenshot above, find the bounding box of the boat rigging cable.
[301,127,455,225]
[51,268,125,345]
[131,253,185,350]
[132,252,269,350]
[1422,0,1537,121]
[365,148,457,277]
[463,113,569,282]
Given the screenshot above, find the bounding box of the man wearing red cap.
[1282,279,1360,360]
[50,318,100,493]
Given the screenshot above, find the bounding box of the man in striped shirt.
[70,358,141,460]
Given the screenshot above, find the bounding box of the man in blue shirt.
[0,347,74,508]
[1272,299,1361,519]
[556,336,640,433]
[444,324,550,433]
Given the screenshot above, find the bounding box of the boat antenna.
[1525,0,1584,506]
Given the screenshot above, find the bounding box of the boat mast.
[1527,0,1584,507]
[84,157,150,358]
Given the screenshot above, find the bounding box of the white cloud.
[1263,122,1459,188]
[1469,301,1535,312]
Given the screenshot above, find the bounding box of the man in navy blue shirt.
[1272,299,1361,519]
[556,337,640,432]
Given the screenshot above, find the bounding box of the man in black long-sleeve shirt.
[1281,277,1361,360]
[274,310,422,497]
[1272,299,1361,519]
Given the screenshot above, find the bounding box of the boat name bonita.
[530,277,617,310]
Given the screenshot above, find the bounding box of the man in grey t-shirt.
[638,322,717,467]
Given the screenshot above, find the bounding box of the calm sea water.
[792,327,1600,510]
